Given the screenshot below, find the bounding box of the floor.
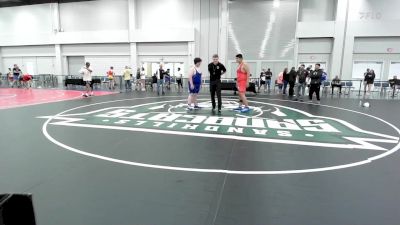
[0,88,116,109]
[0,89,399,225]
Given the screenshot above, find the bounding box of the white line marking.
[271,107,287,117]
[49,119,396,151]
[0,94,17,100]
[41,96,400,175]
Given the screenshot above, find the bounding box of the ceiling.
[0,0,94,8]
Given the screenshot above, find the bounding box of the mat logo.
[44,100,398,151]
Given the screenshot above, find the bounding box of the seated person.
[331,75,342,94]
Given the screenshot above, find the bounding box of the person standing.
[135,68,141,91]
[123,66,132,92]
[234,54,251,113]
[7,68,13,87]
[176,67,183,92]
[157,64,165,95]
[295,64,308,101]
[260,69,267,92]
[282,67,289,95]
[165,69,171,90]
[12,64,22,88]
[265,68,272,93]
[107,66,115,90]
[389,75,399,96]
[364,69,375,94]
[288,67,297,96]
[309,63,322,103]
[151,72,157,91]
[208,54,227,113]
[187,58,203,110]
[140,67,146,91]
[79,62,94,97]
[277,70,284,93]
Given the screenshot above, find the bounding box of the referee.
[208,54,227,113]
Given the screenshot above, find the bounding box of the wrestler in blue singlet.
[189,68,202,94]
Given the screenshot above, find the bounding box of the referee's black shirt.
[208,62,226,82]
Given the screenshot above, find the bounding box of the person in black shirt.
[364,69,375,94]
[151,73,157,91]
[331,75,342,95]
[288,67,297,96]
[260,69,267,92]
[260,68,272,93]
[309,63,322,103]
[282,68,289,95]
[165,68,171,90]
[389,75,399,96]
[157,64,165,95]
[295,64,308,101]
[265,68,272,93]
[208,54,227,113]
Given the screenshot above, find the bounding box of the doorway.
[140,62,185,78]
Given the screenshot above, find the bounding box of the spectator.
[140,67,146,91]
[152,73,158,91]
[277,70,284,93]
[260,69,267,92]
[309,63,322,103]
[165,69,171,90]
[363,68,371,92]
[265,68,272,93]
[288,67,297,96]
[282,68,289,95]
[107,66,115,90]
[135,68,141,90]
[364,69,375,94]
[7,68,13,87]
[321,69,328,83]
[331,75,342,95]
[176,67,183,92]
[305,65,313,88]
[156,64,166,95]
[123,66,132,92]
[79,62,94,97]
[295,64,308,101]
[12,64,22,88]
[389,75,399,95]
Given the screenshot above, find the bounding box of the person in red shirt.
[234,54,251,113]
[22,73,32,89]
[107,66,115,90]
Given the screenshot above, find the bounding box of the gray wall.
[298,0,337,21]
[2,0,400,79]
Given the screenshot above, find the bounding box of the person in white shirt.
[79,62,93,97]
[176,67,183,92]
[140,67,146,91]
